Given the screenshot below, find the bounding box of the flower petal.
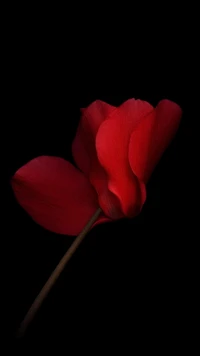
[72,100,115,175]
[72,100,123,219]
[129,99,182,183]
[96,99,152,217]
[11,156,108,235]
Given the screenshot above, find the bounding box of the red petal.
[72,100,115,175]
[11,156,108,235]
[72,100,123,219]
[96,99,152,217]
[129,99,182,183]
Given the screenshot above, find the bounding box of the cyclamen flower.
[12,98,182,337]
[11,99,182,235]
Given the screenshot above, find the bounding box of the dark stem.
[16,207,102,338]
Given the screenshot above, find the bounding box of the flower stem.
[16,207,102,338]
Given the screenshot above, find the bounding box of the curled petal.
[96,99,152,216]
[11,156,109,235]
[129,99,182,183]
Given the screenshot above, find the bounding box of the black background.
[5,31,196,351]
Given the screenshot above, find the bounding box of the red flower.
[11,99,182,235]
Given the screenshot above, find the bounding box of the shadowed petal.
[72,100,123,219]
[72,100,115,175]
